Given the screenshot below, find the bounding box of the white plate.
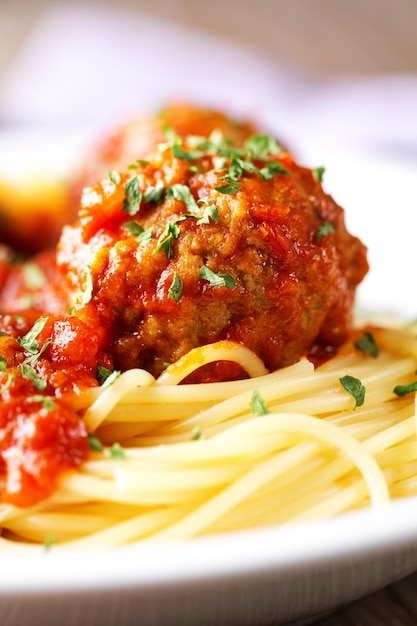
[0,130,416,626]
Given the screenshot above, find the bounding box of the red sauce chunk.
[0,317,110,507]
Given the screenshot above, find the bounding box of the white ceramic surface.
[0,131,416,626]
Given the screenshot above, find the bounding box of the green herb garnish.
[339,375,365,408]
[354,331,379,358]
[122,176,142,216]
[249,389,270,416]
[109,442,127,460]
[168,273,183,303]
[88,433,104,452]
[198,266,235,288]
[167,184,199,214]
[312,166,326,182]
[214,176,242,195]
[23,262,46,290]
[317,221,336,241]
[108,170,121,185]
[17,317,49,354]
[125,221,153,245]
[143,180,165,204]
[393,381,417,397]
[19,363,47,391]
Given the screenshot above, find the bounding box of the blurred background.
[1,0,417,79]
[0,0,416,149]
[0,0,416,314]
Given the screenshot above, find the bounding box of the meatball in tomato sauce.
[72,102,258,203]
[57,131,368,379]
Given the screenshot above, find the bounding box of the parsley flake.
[88,433,104,452]
[23,262,46,290]
[109,442,127,460]
[122,176,142,216]
[354,331,379,358]
[172,139,204,161]
[196,202,219,225]
[317,221,336,241]
[339,375,365,408]
[313,166,326,182]
[19,363,47,391]
[168,273,183,303]
[108,170,121,185]
[143,180,165,204]
[259,161,289,180]
[249,389,270,416]
[393,381,417,397]
[214,176,242,195]
[191,426,203,441]
[17,317,48,354]
[30,395,55,410]
[244,134,283,159]
[154,221,181,259]
[198,266,235,288]
[167,184,199,214]
[126,221,153,245]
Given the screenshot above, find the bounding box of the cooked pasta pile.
[1,324,416,550]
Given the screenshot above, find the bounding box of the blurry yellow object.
[0,175,73,252]
[0,128,86,253]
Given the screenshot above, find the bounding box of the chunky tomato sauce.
[0,316,112,506]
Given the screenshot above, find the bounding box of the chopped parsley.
[23,262,46,290]
[30,395,55,410]
[196,200,219,225]
[143,180,165,204]
[339,375,365,408]
[354,331,379,358]
[191,426,203,440]
[17,317,49,354]
[88,433,104,452]
[249,389,270,416]
[168,272,183,303]
[108,170,121,185]
[19,363,47,391]
[317,221,336,241]
[198,266,236,288]
[96,364,121,389]
[244,134,283,159]
[154,221,181,259]
[172,138,204,161]
[167,184,200,214]
[122,176,142,216]
[109,442,127,460]
[214,176,242,195]
[393,380,417,397]
[125,221,153,245]
[312,166,326,182]
[0,371,15,394]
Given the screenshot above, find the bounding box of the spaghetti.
[1,325,416,549]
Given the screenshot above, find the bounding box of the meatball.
[57,130,368,379]
[72,102,258,202]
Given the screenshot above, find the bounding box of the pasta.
[0,105,415,550]
[1,325,416,549]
